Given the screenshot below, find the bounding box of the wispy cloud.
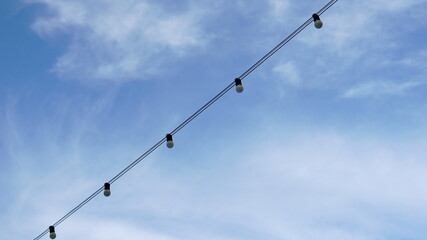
[3,86,427,239]
[382,49,427,69]
[29,0,213,83]
[300,0,427,53]
[268,0,427,95]
[273,61,301,87]
[266,0,292,24]
[17,130,426,240]
[5,1,427,240]
[342,81,422,98]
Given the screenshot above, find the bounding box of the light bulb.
[235,78,244,93]
[166,134,174,148]
[49,226,56,239]
[312,14,323,29]
[236,85,244,93]
[314,20,323,29]
[104,189,111,197]
[104,183,111,197]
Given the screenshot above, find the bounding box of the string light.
[166,134,174,148]
[103,183,111,197]
[48,226,56,240]
[313,13,323,29]
[235,78,244,93]
[33,1,339,239]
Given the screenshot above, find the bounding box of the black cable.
[239,17,312,80]
[54,188,104,226]
[109,138,166,184]
[34,230,48,240]
[318,0,339,15]
[33,1,339,239]
[170,82,235,135]
[33,188,103,240]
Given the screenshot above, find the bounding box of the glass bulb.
[104,189,111,197]
[49,232,56,239]
[236,84,244,93]
[166,140,174,148]
[314,20,323,29]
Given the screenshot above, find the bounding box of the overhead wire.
[318,0,339,15]
[33,0,339,239]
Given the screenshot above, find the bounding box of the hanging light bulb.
[312,13,323,29]
[166,134,174,148]
[104,183,111,197]
[49,226,56,239]
[235,78,244,93]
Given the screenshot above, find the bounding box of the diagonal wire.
[33,0,339,239]
[318,0,339,15]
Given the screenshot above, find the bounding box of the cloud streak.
[16,130,427,240]
[4,1,426,240]
[29,0,212,83]
[341,81,422,98]
[268,0,427,97]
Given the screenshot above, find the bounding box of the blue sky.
[1,0,427,239]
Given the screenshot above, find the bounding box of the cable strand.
[33,1,339,239]
[318,0,339,15]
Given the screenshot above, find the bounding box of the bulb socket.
[166,134,173,142]
[312,13,320,21]
[234,78,244,93]
[49,226,56,239]
[104,183,110,190]
[166,134,174,148]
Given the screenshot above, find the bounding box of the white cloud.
[29,0,212,83]
[367,0,427,12]
[4,97,427,240]
[7,1,427,239]
[264,0,427,96]
[273,61,301,87]
[300,0,427,51]
[382,50,427,69]
[266,0,292,23]
[342,81,422,98]
[93,131,427,239]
